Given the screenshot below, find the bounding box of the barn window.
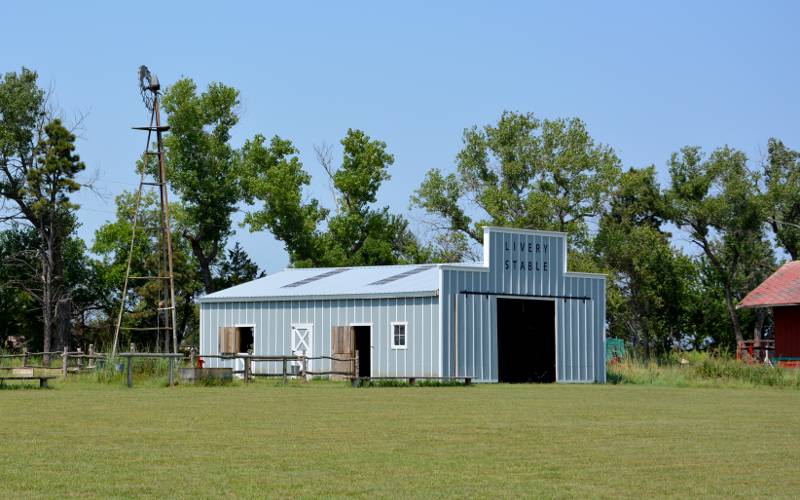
[391,322,407,349]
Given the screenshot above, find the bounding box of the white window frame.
[390,321,408,350]
[234,323,256,354]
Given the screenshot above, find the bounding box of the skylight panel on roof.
[281,268,348,288]
[368,266,433,286]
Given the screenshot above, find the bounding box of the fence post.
[88,344,95,369]
[126,356,133,388]
[77,347,83,370]
[301,355,308,382]
[244,355,252,384]
[354,350,359,378]
[167,356,174,387]
[22,347,28,368]
[61,347,68,379]
[282,357,287,385]
[189,347,196,369]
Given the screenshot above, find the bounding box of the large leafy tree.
[763,138,800,260]
[681,256,736,350]
[161,78,241,293]
[0,68,86,358]
[597,166,694,357]
[0,225,103,351]
[241,129,430,267]
[666,146,772,346]
[93,191,201,350]
[240,135,326,265]
[412,111,621,259]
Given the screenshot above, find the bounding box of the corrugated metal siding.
[200,296,440,377]
[440,229,606,383]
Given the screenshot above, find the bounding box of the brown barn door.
[331,326,355,378]
[218,326,238,354]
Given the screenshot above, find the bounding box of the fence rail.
[114,351,358,388]
[1,347,360,387]
[0,346,107,378]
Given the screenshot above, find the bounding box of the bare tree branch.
[314,142,340,213]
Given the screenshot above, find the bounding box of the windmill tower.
[111,66,178,356]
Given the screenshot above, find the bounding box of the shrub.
[608,351,800,389]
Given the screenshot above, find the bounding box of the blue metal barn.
[198,227,607,383]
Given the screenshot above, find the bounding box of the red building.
[738,261,800,365]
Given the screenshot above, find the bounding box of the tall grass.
[608,350,800,389]
[93,357,197,385]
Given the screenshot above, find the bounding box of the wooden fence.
[0,346,106,379]
[2,347,479,388]
[113,352,359,388]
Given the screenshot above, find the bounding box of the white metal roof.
[199,227,586,303]
[199,263,445,303]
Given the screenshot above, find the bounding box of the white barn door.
[291,324,313,376]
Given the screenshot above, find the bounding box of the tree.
[666,146,771,346]
[763,138,800,260]
[213,242,265,290]
[597,167,694,357]
[93,191,201,350]
[0,224,103,351]
[61,235,107,350]
[0,68,86,359]
[240,135,326,265]
[681,256,735,350]
[0,226,42,349]
[412,111,621,259]
[242,129,430,267]
[161,78,242,294]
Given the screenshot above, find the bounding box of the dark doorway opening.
[353,326,371,377]
[237,326,254,353]
[497,299,556,383]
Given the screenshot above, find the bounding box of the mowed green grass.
[1,381,799,499]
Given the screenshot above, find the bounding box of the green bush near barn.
[608,351,800,389]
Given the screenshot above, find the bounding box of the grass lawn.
[1,380,799,499]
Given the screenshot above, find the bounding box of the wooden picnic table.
[0,368,55,388]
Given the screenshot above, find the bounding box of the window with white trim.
[391,322,408,349]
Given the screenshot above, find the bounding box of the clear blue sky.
[4,1,798,272]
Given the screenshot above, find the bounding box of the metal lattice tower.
[111,66,178,357]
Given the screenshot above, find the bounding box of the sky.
[3,1,799,273]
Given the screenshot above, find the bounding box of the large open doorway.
[496,298,556,383]
[352,325,371,377]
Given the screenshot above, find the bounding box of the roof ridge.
[278,262,459,272]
